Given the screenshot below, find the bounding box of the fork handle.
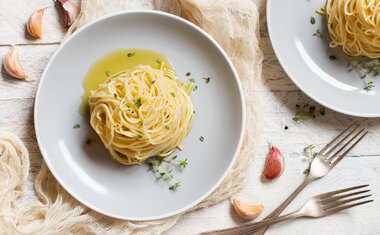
[199,211,302,235]
[255,174,316,234]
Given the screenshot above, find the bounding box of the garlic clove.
[3,47,31,81]
[232,198,264,220]
[263,145,285,179]
[55,0,79,27]
[27,8,46,38]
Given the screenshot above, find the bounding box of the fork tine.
[322,189,371,204]
[326,128,365,162]
[325,199,373,215]
[323,194,372,210]
[318,184,369,199]
[331,131,369,168]
[318,122,359,156]
[323,125,361,159]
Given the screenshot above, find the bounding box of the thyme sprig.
[147,155,188,190]
[346,57,377,90]
[293,103,325,122]
[303,145,318,174]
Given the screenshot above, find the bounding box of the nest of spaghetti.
[326,0,380,58]
[89,64,194,165]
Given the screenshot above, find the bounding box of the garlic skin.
[232,198,264,220]
[27,8,46,38]
[3,47,30,80]
[263,145,285,179]
[55,0,79,27]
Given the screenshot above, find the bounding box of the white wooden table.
[1,0,379,234]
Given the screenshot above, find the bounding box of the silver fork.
[253,122,368,234]
[200,185,373,235]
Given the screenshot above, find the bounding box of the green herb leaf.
[139,122,143,126]
[180,158,188,168]
[170,92,175,97]
[117,107,122,112]
[105,71,110,77]
[203,77,211,83]
[365,81,375,90]
[193,85,198,91]
[313,29,323,39]
[156,59,161,63]
[165,125,170,130]
[186,72,191,76]
[304,144,315,152]
[189,78,195,83]
[199,136,204,142]
[127,52,135,57]
[135,99,142,109]
[310,16,316,24]
[169,182,180,190]
[151,80,156,84]
[137,134,142,138]
[113,93,117,99]
[73,124,80,129]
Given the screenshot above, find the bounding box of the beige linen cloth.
[0,0,263,234]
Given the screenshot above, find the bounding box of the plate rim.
[267,0,380,118]
[34,10,246,221]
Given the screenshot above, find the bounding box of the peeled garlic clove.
[263,145,285,179]
[232,198,264,220]
[3,47,30,80]
[27,8,46,38]
[55,0,79,27]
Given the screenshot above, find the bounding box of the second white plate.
[267,0,380,117]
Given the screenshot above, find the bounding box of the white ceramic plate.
[34,11,245,220]
[267,0,380,117]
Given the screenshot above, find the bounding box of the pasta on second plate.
[326,0,380,58]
